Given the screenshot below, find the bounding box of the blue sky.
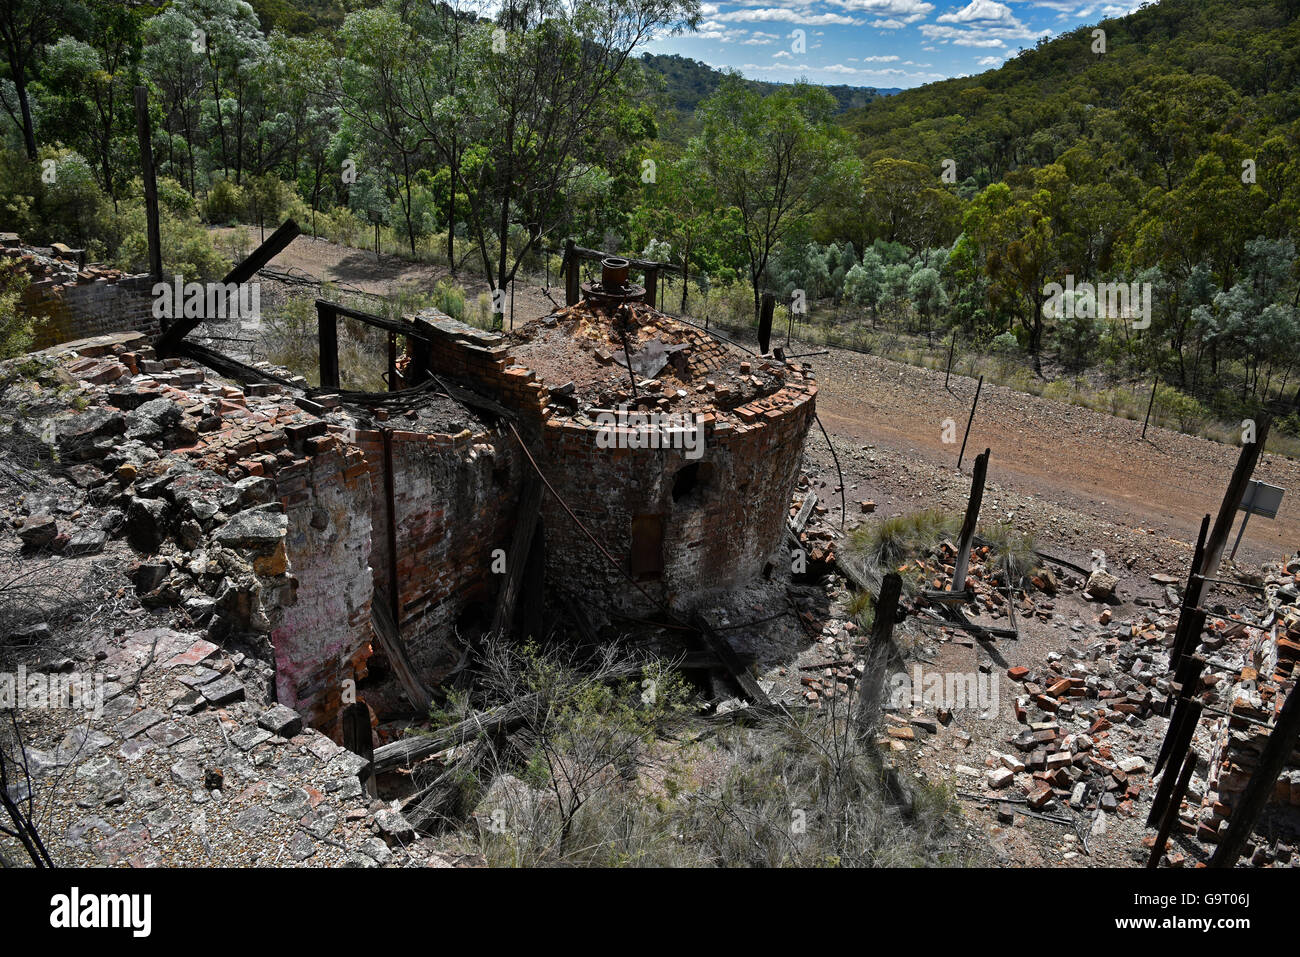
[646,0,1144,88]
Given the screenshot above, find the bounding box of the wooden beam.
[373,696,541,774]
[156,218,300,353]
[1147,699,1201,827]
[371,590,433,714]
[856,571,903,733]
[691,613,772,709]
[317,300,339,391]
[566,243,680,273]
[564,238,580,307]
[758,292,775,355]
[489,476,544,637]
[644,266,658,309]
[341,701,376,796]
[1202,416,1271,577]
[1170,514,1211,675]
[1147,743,1199,868]
[953,448,990,590]
[791,492,817,535]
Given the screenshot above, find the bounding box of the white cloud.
[938,0,1015,24]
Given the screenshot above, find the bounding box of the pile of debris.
[1189,553,1300,851]
[1,238,123,285]
[505,299,803,419]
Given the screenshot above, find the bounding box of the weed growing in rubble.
[849,509,959,575]
[846,589,875,633]
[978,521,1039,584]
[449,638,966,867]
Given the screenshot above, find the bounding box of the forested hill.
[841,0,1300,182]
[638,53,897,116]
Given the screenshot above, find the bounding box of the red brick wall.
[539,383,816,617]
[343,423,522,686]
[270,437,376,737]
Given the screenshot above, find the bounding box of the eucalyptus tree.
[690,77,856,321]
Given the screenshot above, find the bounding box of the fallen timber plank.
[690,613,773,710]
[489,476,543,638]
[373,696,542,774]
[157,219,300,353]
[371,591,433,714]
[791,492,818,535]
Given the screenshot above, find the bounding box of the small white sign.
[1239,480,1284,519]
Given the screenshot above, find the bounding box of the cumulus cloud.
[938,0,1015,23]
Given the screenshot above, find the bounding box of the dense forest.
[2,0,1300,442]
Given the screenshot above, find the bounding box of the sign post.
[1228,480,1284,560]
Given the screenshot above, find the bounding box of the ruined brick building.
[11,247,816,740]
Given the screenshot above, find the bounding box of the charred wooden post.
[564,238,579,307]
[489,476,543,638]
[156,219,300,354]
[1202,415,1271,577]
[758,292,776,355]
[1148,699,1202,827]
[341,701,377,796]
[644,265,659,309]
[317,300,339,391]
[387,331,397,392]
[952,449,990,593]
[133,86,163,284]
[856,571,903,734]
[1147,741,1199,868]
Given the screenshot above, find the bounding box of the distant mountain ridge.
[638,52,900,117]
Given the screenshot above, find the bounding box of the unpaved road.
[808,347,1300,571]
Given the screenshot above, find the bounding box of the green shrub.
[0,259,34,359]
[204,179,245,225]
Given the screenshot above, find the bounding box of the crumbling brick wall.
[540,382,817,616]
[347,423,522,684]
[24,273,160,350]
[270,436,376,736]
[1198,626,1300,841]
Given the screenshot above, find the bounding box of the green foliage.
[0,259,34,360]
[204,180,246,225]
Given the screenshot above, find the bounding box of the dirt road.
[807,346,1300,570]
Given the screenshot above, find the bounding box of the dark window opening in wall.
[629,514,664,580]
[672,461,714,503]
